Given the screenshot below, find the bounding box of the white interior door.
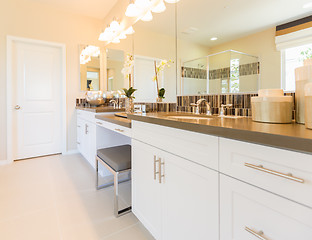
[11,40,63,160]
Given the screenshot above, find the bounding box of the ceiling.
[136,0,312,47]
[29,0,118,20]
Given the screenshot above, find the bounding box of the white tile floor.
[0,154,154,240]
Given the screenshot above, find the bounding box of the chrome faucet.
[220,104,233,116]
[190,98,212,115]
[109,99,118,109]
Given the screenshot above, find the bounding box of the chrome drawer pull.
[115,128,124,133]
[244,163,304,183]
[245,227,268,240]
[154,155,159,180]
[158,158,165,184]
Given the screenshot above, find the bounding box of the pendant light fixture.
[112,38,120,44]
[119,32,127,40]
[141,10,153,21]
[152,0,166,13]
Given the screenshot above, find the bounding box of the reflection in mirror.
[132,3,176,103]
[182,50,259,95]
[80,45,102,91]
[177,0,312,95]
[106,49,125,92]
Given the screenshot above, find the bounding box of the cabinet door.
[220,174,312,240]
[162,152,219,240]
[77,118,83,153]
[86,122,96,168]
[132,140,162,240]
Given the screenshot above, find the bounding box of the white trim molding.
[6,36,67,163]
[276,27,312,51]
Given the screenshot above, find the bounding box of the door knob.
[15,105,21,110]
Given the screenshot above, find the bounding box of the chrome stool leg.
[96,156,132,217]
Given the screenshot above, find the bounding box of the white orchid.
[121,53,134,77]
[153,59,173,99]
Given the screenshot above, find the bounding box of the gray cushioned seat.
[97,145,131,172]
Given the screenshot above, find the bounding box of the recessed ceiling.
[28,0,118,20]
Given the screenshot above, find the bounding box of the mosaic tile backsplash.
[177,92,295,117]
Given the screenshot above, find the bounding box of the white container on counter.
[251,89,293,124]
[295,59,312,124]
[305,83,312,129]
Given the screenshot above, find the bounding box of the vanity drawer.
[96,119,131,137]
[219,138,312,208]
[132,121,219,170]
[220,175,312,240]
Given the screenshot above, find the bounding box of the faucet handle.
[190,103,199,114]
[220,104,233,116]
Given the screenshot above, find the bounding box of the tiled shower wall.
[177,92,295,117]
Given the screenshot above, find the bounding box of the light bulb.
[126,2,140,17]
[125,26,135,35]
[110,20,120,32]
[98,27,113,41]
[164,0,180,3]
[152,0,166,13]
[141,10,153,21]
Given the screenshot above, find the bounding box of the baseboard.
[62,149,79,155]
[0,159,11,166]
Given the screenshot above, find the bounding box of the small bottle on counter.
[305,83,312,129]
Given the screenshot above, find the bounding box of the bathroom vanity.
[76,107,312,240]
[128,113,312,240]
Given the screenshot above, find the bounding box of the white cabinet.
[220,174,312,240]
[132,139,219,240]
[132,140,162,239]
[77,117,96,168]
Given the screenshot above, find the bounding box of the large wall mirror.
[80,35,134,92]
[176,0,312,96]
[132,3,177,103]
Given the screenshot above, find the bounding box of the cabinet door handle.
[85,124,89,134]
[244,163,304,183]
[115,128,124,133]
[158,157,165,184]
[154,155,159,180]
[245,227,268,240]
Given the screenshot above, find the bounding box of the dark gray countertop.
[95,114,131,128]
[76,106,125,113]
[128,112,312,155]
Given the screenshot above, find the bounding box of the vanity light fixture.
[303,2,312,8]
[125,0,140,17]
[110,19,120,32]
[152,0,166,13]
[210,37,218,41]
[141,10,153,21]
[98,26,113,41]
[125,26,135,35]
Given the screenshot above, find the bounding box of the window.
[221,58,240,93]
[282,43,312,91]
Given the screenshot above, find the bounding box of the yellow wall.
[210,28,281,89]
[0,0,104,161]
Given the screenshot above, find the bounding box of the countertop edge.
[128,114,312,155]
